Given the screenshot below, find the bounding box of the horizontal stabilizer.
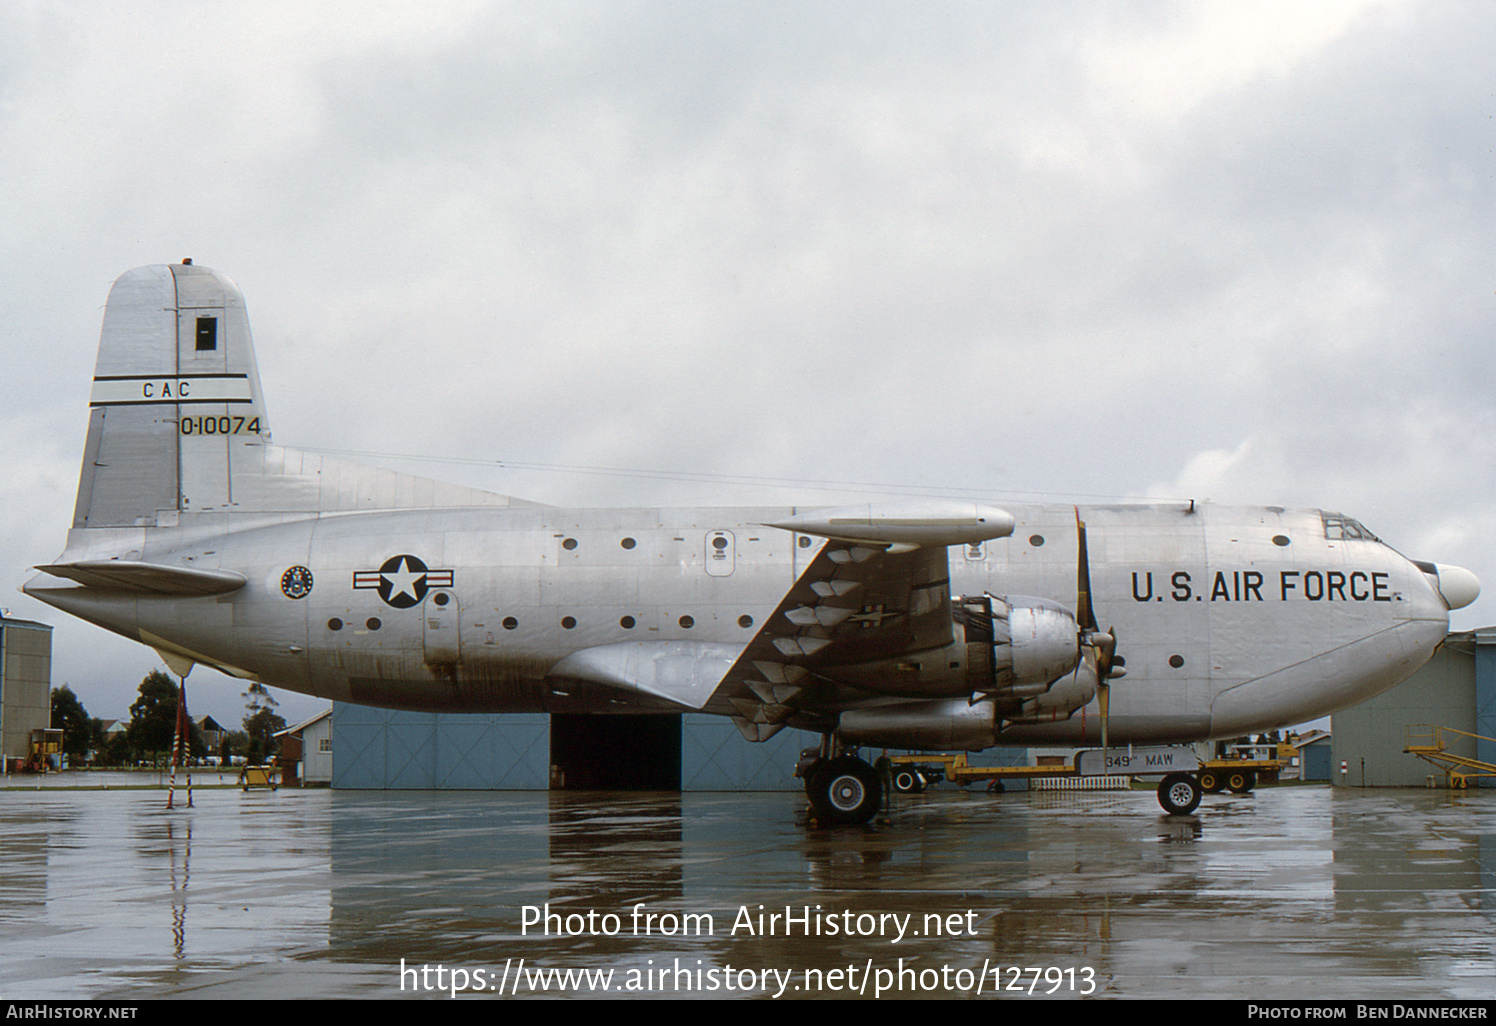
[35,560,247,596]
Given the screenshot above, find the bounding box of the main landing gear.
[798,745,884,826]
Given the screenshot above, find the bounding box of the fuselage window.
[195,316,218,351]
[1322,513,1380,542]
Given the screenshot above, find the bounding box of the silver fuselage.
[27,500,1450,747]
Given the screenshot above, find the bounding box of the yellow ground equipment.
[1196,745,1286,794]
[238,764,278,790]
[24,728,63,773]
[1403,725,1496,788]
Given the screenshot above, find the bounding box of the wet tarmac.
[1,781,1494,1000]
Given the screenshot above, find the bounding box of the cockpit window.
[1322,512,1380,542]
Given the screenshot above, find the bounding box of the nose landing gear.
[1156,772,1203,815]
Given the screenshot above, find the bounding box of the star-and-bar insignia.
[847,604,902,629]
[353,554,454,608]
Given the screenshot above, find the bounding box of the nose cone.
[1433,563,1480,611]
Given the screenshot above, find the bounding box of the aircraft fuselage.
[30,500,1450,747]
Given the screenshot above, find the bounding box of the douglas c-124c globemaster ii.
[24,263,1481,822]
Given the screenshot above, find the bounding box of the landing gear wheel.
[1157,772,1202,815]
[1198,770,1224,793]
[892,768,925,794]
[1226,769,1256,794]
[808,756,884,825]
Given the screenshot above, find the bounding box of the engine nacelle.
[1004,660,1098,724]
[838,699,1001,751]
[957,594,1081,695]
[821,594,1082,700]
[830,597,1090,746]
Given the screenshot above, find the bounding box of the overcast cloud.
[3,0,1493,729]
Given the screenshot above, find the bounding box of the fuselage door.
[423,590,461,666]
[706,530,735,577]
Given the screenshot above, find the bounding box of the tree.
[101,729,133,767]
[243,683,286,764]
[125,671,203,765]
[127,671,179,763]
[51,686,96,763]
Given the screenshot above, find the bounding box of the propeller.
[1076,512,1125,750]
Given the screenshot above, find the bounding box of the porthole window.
[1272,535,1291,547]
[738,614,753,628]
[327,618,343,631]
[621,537,636,549]
[562,537,578,550]
[679,615,694,629]
[366,617,382,631]
[503,616,518,630]
[562,616,577,629]
[620,615,635,629]
[1169,654,1184,668]
[1029,535,1045,547]
[712,536,728,550]
[433,592,450,606]
[798,536,812,548]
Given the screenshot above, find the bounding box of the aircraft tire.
[809,757,884,825]
[1157,772,1202,816]
[892,768,925,794]
[1226,770,1256,794]
[1198,771,1224,793]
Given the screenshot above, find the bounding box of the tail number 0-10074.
[180,416,261,436]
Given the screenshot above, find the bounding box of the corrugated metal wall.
[1331,632,1490,787]
[330,704,807,790]
[331,705,549,789]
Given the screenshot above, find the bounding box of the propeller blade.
[1075,512,1098,633]
[1098,679,1110,752]
[1077,511,1121,748]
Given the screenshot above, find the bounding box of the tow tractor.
[884,743,1287,816]
[1194,743,1285,795]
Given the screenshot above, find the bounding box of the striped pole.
[166,677,193,809]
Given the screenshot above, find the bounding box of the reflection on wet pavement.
[1,785,1494,998]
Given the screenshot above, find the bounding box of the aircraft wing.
[704,502,1016,741]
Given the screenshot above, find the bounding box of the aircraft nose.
[1431,563,1480,611]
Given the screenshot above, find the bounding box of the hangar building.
[0,616,53,764]
[318,628,1496,791]
[330,706,806,790]
[1331,627,1496,787]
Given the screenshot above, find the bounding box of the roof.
[274,707,332,738]
[0,616,53,632]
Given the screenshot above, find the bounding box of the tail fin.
[75,262,267,527]
[72,262,528,531]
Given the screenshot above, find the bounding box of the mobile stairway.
[1403,725,1496,788]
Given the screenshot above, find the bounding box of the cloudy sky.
[2,0,1493,730]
